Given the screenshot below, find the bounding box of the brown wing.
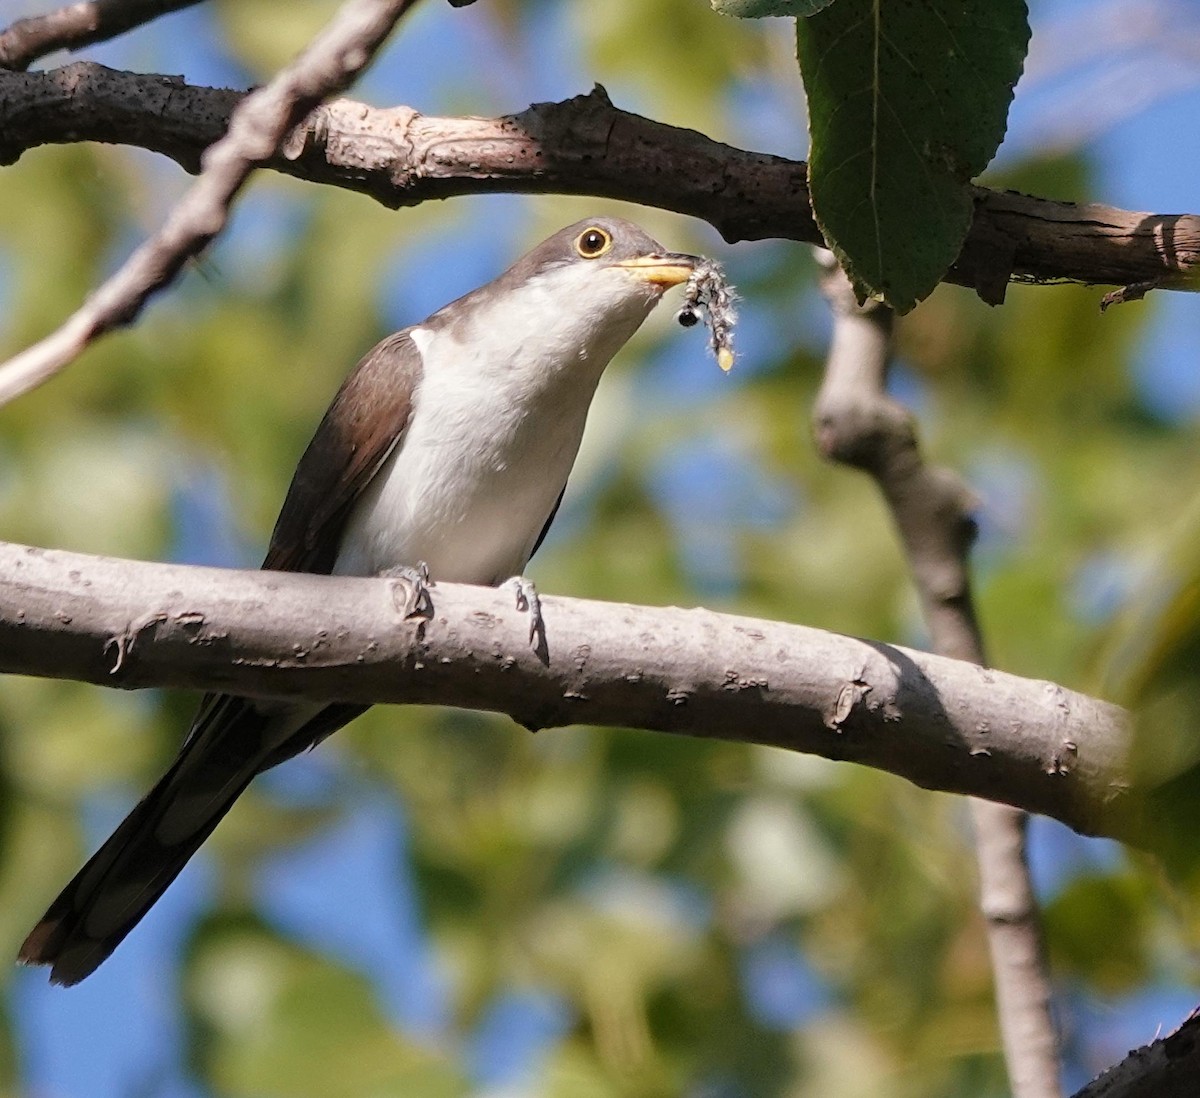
[262,330,421,574]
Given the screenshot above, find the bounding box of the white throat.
[333,262,663,583]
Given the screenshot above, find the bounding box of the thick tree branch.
[1071,1012,1200,1098]
[2,65,1199,304]
[0,0,204,72]
[813,255,1062,1098]
[0,539,1136,844]
[0,0,421,408]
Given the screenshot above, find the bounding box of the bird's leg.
[506,575,545,652]
[384,561,435,620]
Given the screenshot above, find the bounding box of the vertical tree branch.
[812,252,1063,1098]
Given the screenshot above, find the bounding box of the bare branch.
[1,66,1199,304]
[0,0,421,408]
[0,539,1137,844]
[1099,280,1163,310]
[0,0,204,72]
[973,807,1062,1098]
[1070,1012,1200,1098]
[813,255,1063,1098]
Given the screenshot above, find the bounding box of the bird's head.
[426,217,701,379]
[511,215,699,310]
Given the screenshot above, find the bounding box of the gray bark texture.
[0,65,1197,303]
[0,539,1135,844]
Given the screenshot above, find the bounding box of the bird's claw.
[507,575,544,651]
[385,561,434,620]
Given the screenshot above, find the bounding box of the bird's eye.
[575,227,612,259]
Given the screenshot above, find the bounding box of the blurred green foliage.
[1096,495,1200,884]
[1,3,1199,1096]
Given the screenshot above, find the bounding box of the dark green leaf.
[796,0,1030,311]
[712,0,835,18]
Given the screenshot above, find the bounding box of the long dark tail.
[20,697,294,985]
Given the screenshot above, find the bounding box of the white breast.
[333,337,588,583]
[331,263,659,584]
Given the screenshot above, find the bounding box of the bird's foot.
[506,575,545,652]
[385,561,434,621]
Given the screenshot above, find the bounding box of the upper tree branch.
[0,539,1137,845]
[0,0,205,72]
[2,65,1198,302]
[0,2,420,407]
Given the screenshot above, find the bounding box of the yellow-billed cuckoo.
[20,216,700,985]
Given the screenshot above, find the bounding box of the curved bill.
[615,252,699,287]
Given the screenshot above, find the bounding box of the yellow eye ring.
[575,226,613,259]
